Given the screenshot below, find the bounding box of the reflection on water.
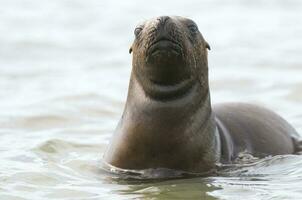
[1,0,302,199]
[113,178,220,200]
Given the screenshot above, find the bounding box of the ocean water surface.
[1,0,302,199]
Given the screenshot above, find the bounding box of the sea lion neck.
[104,74,219,172]
[127,73,208,105]
[133,70,196,101]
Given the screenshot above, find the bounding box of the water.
[1,0,302,199]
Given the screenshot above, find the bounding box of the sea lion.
[103,16,301,174]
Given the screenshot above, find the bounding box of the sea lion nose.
[157,16,170,26]
[155,16,172,38]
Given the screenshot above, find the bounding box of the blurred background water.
[0,0,302,199]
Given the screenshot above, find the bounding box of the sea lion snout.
[145,16,184,63]
[157,16,170,26]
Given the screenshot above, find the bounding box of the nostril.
[157,16,170,25]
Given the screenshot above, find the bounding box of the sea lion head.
[129,16,211,100]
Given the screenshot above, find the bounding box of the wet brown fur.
[104,16,300,173]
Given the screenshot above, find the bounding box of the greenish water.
[1,0,302,199]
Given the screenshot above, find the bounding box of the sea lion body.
[103,16,300,174]
[214,103,297,163]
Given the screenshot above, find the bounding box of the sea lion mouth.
[141,36,189,86]
[146,38,183,60]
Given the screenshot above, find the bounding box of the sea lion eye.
[188,24,198,34]
[134,27,143,37]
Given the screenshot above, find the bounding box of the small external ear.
[205,41,211,50]
[129,46,133,54]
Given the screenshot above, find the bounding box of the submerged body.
[103,16,300,174]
